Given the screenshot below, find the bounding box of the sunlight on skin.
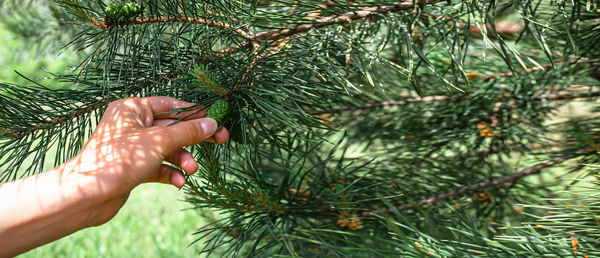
[0,97,229,257]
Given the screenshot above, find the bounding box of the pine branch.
[2,79,159,137]
[12,85,593,136]
[92,16,253,38]
[5,82,597,139]
[360,149,593,217]
[221,0,447,55]
[88,1,446,55]
[7,100,108,137]
[311,90,600,115]
[254,1,444,41]
[311,95,452,115]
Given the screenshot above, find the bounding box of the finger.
[165,148,198,175]
[154,119,224,144]
[145,96,207,120]
[213,127,230,144]
[154,119,228,144]
[159,118,218,153]
[202,127,230,144]
[146,164,186,188]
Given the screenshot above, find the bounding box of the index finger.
[146,96,207,120]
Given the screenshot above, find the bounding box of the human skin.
[0,97,229,257]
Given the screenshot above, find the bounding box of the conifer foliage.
[1,0,600,256]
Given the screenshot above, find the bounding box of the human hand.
[67,96,229,225]
[0,96,229,256]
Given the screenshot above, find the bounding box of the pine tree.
[1,0,600,256]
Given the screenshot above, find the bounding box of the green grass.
[18,184,208,257]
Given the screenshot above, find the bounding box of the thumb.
[159,118,218,153]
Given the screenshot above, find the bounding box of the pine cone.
[206,100,229,123]
[105,3,120,21]
[104,2,140,21]
[122,3,141,18]
[120,4,130,17]
[130,3,141,16]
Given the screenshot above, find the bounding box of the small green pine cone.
[132,3,140,14]
[104,6,113,20]
[124,3,141,18]
[105,3,120,21]
[105,2,140,21]
[206,100,229,123]
[105,5,113,14]
[120,4,130,17]
[125,3,135,17]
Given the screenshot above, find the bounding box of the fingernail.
[200,118,218,136]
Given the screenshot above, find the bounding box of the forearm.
[0,159,102,257]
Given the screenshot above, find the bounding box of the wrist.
[62,154,119,198]
[42,159,103,227]
[58,155,131,226]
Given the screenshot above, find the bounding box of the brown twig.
[360,149,593,217]
[252,1,445,41]
[205,10,255,37]
[219,0,447,56]
[94,16,253,39]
